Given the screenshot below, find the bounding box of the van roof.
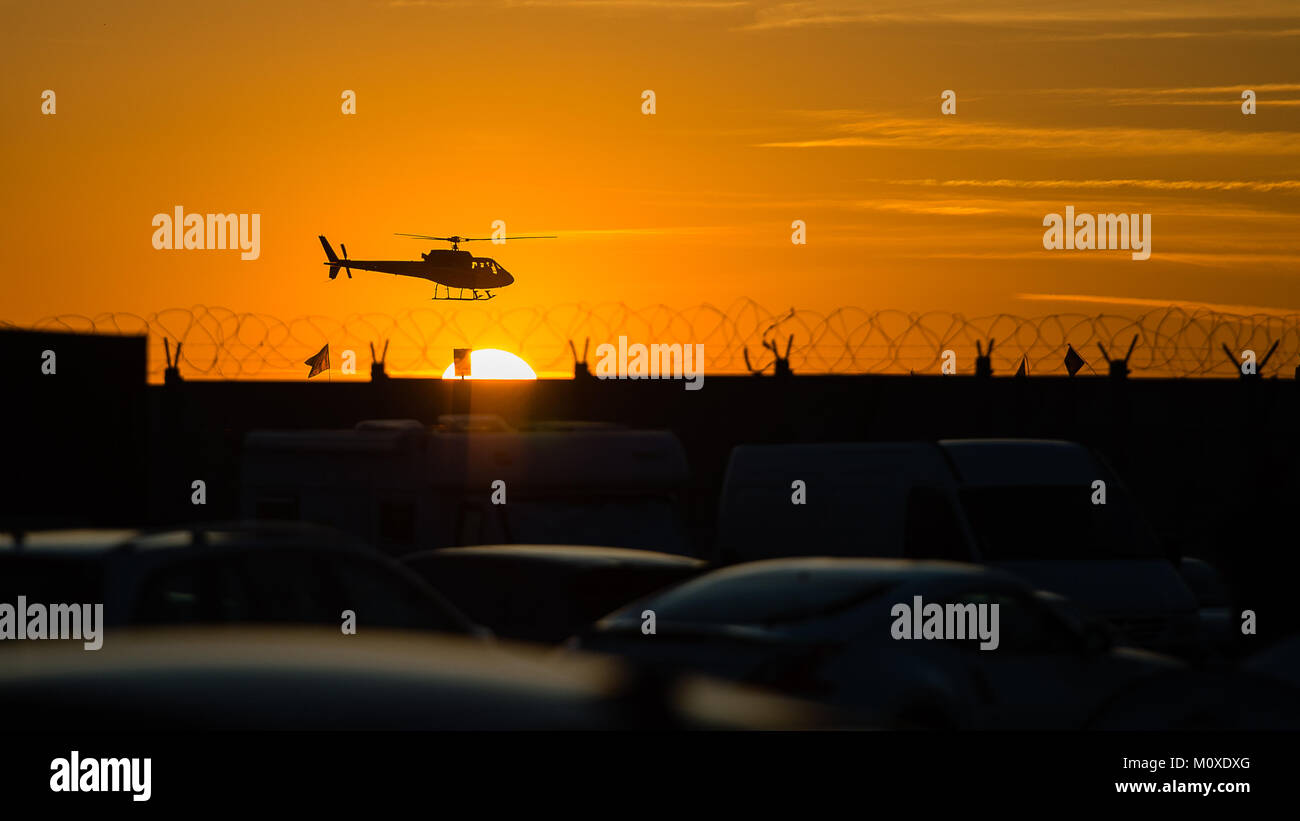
[244,426,689,490]
[939,439,1096,485]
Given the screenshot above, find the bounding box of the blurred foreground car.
[0,522,476,634]
[0,627,844,730]
[574,558,1180,729]
[1243,634,1300,691]
[402,545,706,643]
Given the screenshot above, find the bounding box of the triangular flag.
[1015,355,1028,377]
[305,343,330,378]
[1063,344,1086,376]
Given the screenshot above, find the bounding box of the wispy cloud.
[1017,293,1300,316]
[856,201,1003,216]
[922,251,1300,268]
[742,1,1300,30]
[869,178,1300,193]
[391,0,747,8]
[759,116,1300,155]
[1036,27,1300,41]
[1022,83,1300,106]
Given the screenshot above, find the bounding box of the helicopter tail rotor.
[319,235,352,279]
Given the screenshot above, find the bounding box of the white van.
[717,439,1220,655]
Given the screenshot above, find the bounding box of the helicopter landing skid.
[432,287,494,301]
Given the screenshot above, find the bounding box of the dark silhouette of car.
[573,557,1181,729]
[402,544,707,643]
[0,522,476,635]
[0,627,843,730]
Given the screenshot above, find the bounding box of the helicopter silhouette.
[318,233,554,300]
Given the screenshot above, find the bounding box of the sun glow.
[440,349,538,380]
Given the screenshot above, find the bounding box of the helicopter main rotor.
[395,233,556,251]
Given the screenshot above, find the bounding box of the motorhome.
[241,417,691,556]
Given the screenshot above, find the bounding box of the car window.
[940,591,1079,654]
[131,550,336,625]
[322,553,468,633]
[410,557,700,642]
[237,550,339,622]
[625,571,894,627]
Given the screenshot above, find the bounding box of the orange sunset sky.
[3,0,1298,334]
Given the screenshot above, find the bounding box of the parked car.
[0,627,843,730]
[573,557,1181,729]
[716,439,1221,655]
[0,522,476,635]
[1085,668,1300,730]
[403,544,707,643]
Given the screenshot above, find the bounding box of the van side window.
[903,486,970,561]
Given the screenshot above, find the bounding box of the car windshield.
[958,485,1163,560]
[616,571,895,627]
[498,498,684,554]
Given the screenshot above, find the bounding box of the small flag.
[453,347,473,377]
[305,343,330,379]
[1063,344,1086,376]
[1015,355,1028,377]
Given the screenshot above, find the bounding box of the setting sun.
[440,349,537,380]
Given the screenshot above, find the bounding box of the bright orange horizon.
[4,1,1298,377]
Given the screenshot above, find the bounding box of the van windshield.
[958,485,1163,560]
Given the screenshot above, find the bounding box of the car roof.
[687,557,1015,586]
[405,544,706,568]
[0,529,141,554]
[0,521,368,557]
[595,558,1030,637]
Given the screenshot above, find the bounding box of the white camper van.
[716,439,1220,655]
[241,417,691,556]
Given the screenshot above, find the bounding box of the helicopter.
[318,232,554,300]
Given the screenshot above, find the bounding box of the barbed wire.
[5,300,1298,381]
